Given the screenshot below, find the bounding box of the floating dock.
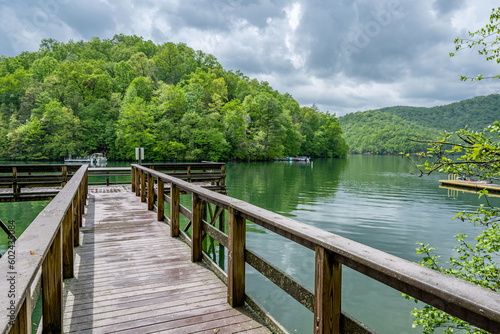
[439,179,500,193]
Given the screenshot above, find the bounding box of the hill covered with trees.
[339,94,500,154]
[0,35,348,161]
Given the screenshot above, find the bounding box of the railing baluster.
[140,171,146,202]
[10,291,31,334]
[191,193,203,262]
[135,168,141,197]
[228,206,245,307]
[147,173,154,210]
[42,227,63,333]
[131,166,136,192]
[170,184,180,237]
[157,179,164,221]
[314,246,341,334]
[72,195,79,247]
[62,208,74,278]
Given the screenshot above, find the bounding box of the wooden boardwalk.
[63,186,270,334]
[439,179,500,193]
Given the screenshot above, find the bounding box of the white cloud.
[0,0,498,115]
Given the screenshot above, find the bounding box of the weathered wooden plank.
[246,249,314,312]
[315,246,341,334]
[170,184,180,237]
[62,208,74,279]
[191,193,203,262]
[9,291,31,334]
[147,173,154,210]
[228,206,246,307]
[140,170,146,202]
[157,179,164,221]
[63,189,269,334]
[42,227,63,333]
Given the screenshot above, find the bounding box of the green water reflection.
[0,157,495,333]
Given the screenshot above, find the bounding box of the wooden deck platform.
[439,179,500,193]
[63,186,270,333]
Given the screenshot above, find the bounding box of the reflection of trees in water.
[226,158,348,215]
[0,201,49,255]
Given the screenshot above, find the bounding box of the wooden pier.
[1,163,499,334]
[440,179,500,193]
[64,186,269,333]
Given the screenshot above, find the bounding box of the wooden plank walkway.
[439,179,500,193]
[63,186,270,333]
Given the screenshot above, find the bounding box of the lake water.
[223,156,494,333]
[0,156,493,333]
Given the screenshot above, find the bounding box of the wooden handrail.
[132,164,500,334]
[0,165,88,333]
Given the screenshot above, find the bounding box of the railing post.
[62,208,74,278]
[147,173,154,210]
[228,206,245,307]
[220,164,226,186]
[131,166,136,192]
[12,167,18,195]
[157,179,164,221]
[10,291,31,334]
[42,227,63,333]
[135,168,141,197]
[61,165,67,187]
[191,193,203,262]
[187,165,191,183]
[106,170,110,186]
[141,171,147,202]
[72,195,79,247]
[78,186,84,227]
[314,246,341,334]
[170,184,180,237]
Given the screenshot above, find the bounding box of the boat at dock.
[275,156,311,162]
[65,153,107,166]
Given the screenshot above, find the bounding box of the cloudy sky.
[0,0,499,115]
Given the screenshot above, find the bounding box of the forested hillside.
[339,94,500,154]
[0,35,348,161]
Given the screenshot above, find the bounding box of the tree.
[405,7,500,333]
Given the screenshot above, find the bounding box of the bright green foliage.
[451,7,500,81]
[340,95,500,155]
[0,35,348,161]
[403,8,500,332]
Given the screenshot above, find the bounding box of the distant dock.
[439,179,500,193]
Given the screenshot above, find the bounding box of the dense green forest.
[339,94,500,154]
[0,35,348,161]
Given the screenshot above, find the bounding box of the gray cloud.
[0,0,498,115]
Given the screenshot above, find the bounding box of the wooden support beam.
[170,184,180,237]
[78,187,85,228]
[220,165,226,186]
[187,165,191,183]
[135,168,141,197]
[157,179,164,221]
[131,167,136,192]
[191,193,203,262]
[42,228,63,333]
[228,206,245,307]
[61,166,67,187]
[314,246,342,334]
[62,208,74,279]
[9,290,31,334]
[147,174,154,210]
[140,171,146,202]
[72,196,79,247]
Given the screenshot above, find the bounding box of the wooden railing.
[132,164,500,334]
[0,165,88,333]
[0,164,81,202]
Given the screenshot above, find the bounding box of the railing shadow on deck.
[0,165,88,333]
[132,164,500,334]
